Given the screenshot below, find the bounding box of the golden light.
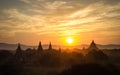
[66,37,73,44]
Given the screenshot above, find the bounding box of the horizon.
[1,41,120,46]
[1,40,120,50]
[0,0,120,46]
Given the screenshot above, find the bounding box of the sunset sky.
[0,0,120,46]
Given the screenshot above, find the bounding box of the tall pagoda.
[88,40,98,51]
[37,41,43,51]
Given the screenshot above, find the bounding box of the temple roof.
[17,43,21,50]
[88,40,98,50]
[48,42,52,50]
[15,43,23,59]
[37,41,43,51]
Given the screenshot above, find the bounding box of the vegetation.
[0,41,120,75]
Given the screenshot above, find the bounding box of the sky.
[0,0,120,46]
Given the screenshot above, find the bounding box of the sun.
[66,37,73,44]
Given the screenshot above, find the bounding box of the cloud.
[2,1,120,33]
[0,0,120,44]
[103,0,120,5]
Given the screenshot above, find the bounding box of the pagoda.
[48,42,52,50]
[15,43,23,61]
[37,41,43,51]
[88,40,98,51]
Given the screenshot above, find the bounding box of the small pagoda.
[15,43,23,61]
[48,42,52,51]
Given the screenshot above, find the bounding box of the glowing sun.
[66,37,73,44]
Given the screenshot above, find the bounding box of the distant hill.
[0,43,59,50]
[0,43,120,50]
[97,44,120,49]
[0,43,34,50]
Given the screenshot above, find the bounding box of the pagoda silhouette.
[88,40,99,51]
[48,42,52,50]
[85,40,108,63]
[15,43,24,62]
[37,41,43,51]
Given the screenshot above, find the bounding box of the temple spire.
[15,43,23,61]
[37,41,43,51]
[15,43,22,55]
[17,43,21,50]
[48,42,52,50]
[88,40,98,50]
